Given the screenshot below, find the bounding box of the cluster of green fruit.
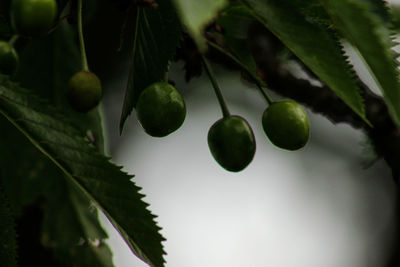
[0,0,102,113]
[135,80,310,172]
[0,0,310,172]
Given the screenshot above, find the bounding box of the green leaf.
[172,0,227,50]
[0,118,114,266]
[0,187,18,267]
[361,0,390,23]
[2,20,113,265]
[0,117,53,215]
[241,0,369,124]
[42,177,114,267]
[120,2,182,133]
[322,0,400,126]
[0,76,166,267]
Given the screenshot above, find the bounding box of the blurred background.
[84,1,400,266]
[99,61,396,267]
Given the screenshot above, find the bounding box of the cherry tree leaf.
[119,1,182,133]
[322,0,400,126]
[241,0,369,124]
[0,75,166,267]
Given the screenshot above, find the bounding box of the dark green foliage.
[322,0,400,126]
[42,178,114,267]
[1,0,400,265]
[120,1,182,133]
[0,114,115,266]
[0,18,116,266]
[0,75,166,266]
[0,187,18,267]
[16,21,105,152]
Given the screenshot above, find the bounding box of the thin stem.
[201,55,230,118]
[8,35,19,46]
[207,40,274,105]
[78,0,89,71]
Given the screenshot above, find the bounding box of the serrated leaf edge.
[0,78,166,266]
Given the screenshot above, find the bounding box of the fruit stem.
[8,35,19,46]
[207,40,274,105]
[201,55,230,118]
[77,0,89,71]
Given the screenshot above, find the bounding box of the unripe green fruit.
[11,0,57,36]
[67,71,102,113]
[136,82,186,137]
[262,100,310,151]
[208,115,256,172]
[0,41,18,75]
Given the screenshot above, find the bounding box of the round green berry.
[262,100,310,151]
[208,115,256,172]
[11,0,57,36]
[67,71,102,113]
[136,82,186,137]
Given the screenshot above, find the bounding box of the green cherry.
[136,82,186,137]
[11,0,58,36]
[262,100,310,151]
[208,115,256,172]
[0,41,18,75]
[67,71,102,113]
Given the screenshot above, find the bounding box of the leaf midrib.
[0,106,154,266]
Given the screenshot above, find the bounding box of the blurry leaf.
[120,2,182,133]
[174,33,203,81]
[391,5,400,30]
[361,0,391,23]
[297,2,332,27]
[322,0,400,126]
[241,0,369,124]
[172,0,227,50]
[0,187,18,267]
[216,4,257,74]
[43,178,114,267]
[0,76,165,267]
[69,240,114,267]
